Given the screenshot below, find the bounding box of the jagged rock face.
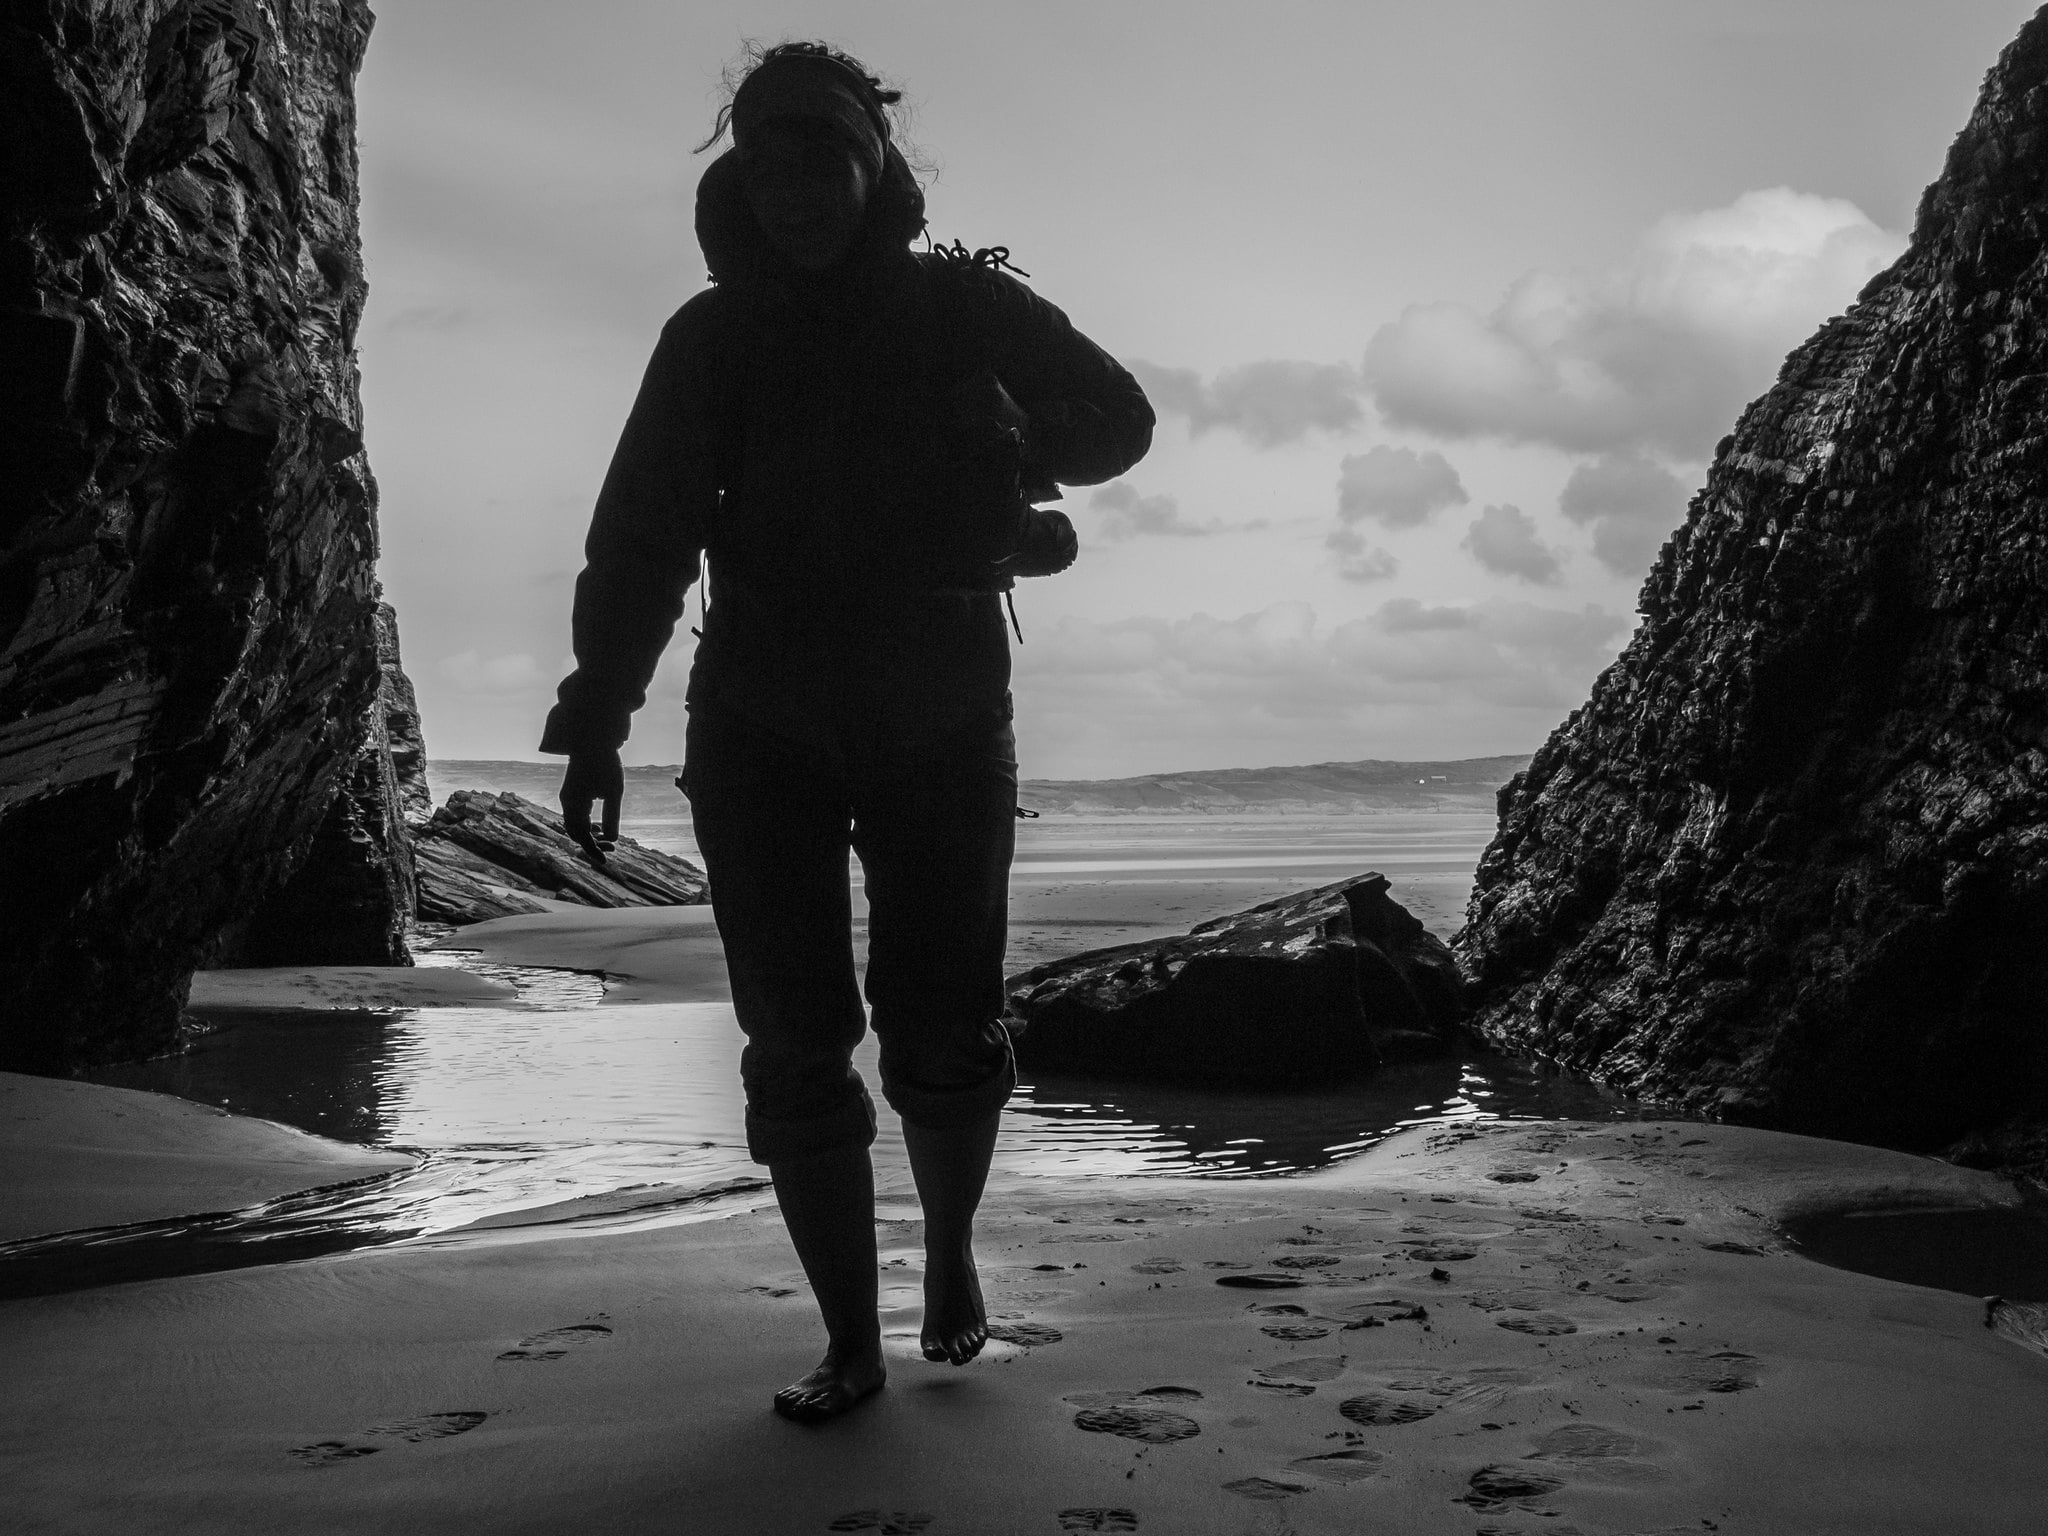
[375,600,430,824]
[214,590,416,967]
[1006,874,1465,1088]
[0,1,384,1070]
[1458,14,2048,1156]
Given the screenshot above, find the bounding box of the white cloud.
[1129,358,1366,447]
[1361,187,1904,458]
[1462,503,1564,585]
[1013,599,1633,729]
[1324,525,1399,583]
[1089,481,1225,539]
[438,650,546,693]
[1558,452,1693,575]
[1335,445,1469,528]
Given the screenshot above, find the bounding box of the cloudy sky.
[358,0,2036,777]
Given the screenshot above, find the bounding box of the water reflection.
[79,990,1647,1260]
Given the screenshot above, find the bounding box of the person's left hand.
[560,748,623,866]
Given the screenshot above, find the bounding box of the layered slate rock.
[1458,14,2048,1159]
[214,594,419,967]
[376,600,431,824]
[0,1,388,1070]
[415,790,708,925]
[1005,874,1464,1088]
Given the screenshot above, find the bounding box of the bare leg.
[902,1109,1001,1365]
[767,1143,886,1421]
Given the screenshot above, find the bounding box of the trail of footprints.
[287,1317,612,1467]
[1026,1144,1762,1527]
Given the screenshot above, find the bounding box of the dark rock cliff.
[0,1,389,1070]
[1458,12,2048,1163]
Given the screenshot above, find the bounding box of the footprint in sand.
[1496,1312,1577,1336]
[1391,1243,1478,1263]
[288,1442,381,1468]
[1351,1366,1535,1418]
[1287,1447,1384,1484]
[1251,1356,1348,1396]
[1215,1274,1306,1290]
[1222,1476,1309,1500]
[1457,1462,1567,1512]
[1334,1297,1429,1328]
[1270,1253,1341,1269]
[1066,1386,1203,1443]
[1523,1421,1670,1485]
[497,1323,613,1362]
[1466,1289,1552,1314]
[826,1511,933,1534]
[1337,1392,1435,1426]
[1056,1510,1138,1532]
[1260,1323,1333,1340]
[986,1322,1063,1347]
[1644,1348,1761,1394]
[288,1411,488,1467]
[1128,1258,1183,1275]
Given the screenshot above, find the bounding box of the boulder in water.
[1005,873,1464,1088]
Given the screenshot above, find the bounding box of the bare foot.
[772,1343,886,1423]
[922,1244,988,1365]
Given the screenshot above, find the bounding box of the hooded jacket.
[538,147,1155,756]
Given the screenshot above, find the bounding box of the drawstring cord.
[924,235,1032,278]
[1004,589,1023,644]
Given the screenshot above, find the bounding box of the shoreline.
[5,1086,2044,1533]
[12,907,2047,1530]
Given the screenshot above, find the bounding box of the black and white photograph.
[4,2,2048,1530]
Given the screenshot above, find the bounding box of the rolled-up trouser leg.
[853,715,1020,1130]
[683,707,876,1164]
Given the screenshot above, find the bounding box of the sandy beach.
[5,1084,2044,1533]
[6,898,2047,1533]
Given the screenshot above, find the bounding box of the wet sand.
[4,1101,2044,1534]
[10,838,2047,1529]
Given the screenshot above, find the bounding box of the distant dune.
[1015,755,1530,814]
[427,755,1531,818]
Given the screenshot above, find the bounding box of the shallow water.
[21,811,1662,1297]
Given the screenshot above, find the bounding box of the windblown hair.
[695,40,911,156]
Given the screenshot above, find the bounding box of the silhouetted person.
[541,42,1152,1421]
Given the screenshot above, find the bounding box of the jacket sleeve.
[968,268,1155,488]
[538,299,722,756]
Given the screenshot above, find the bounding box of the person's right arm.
[540,296,724,858]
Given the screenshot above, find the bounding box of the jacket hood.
[694,144,927,288]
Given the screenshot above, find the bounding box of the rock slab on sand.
[415,791,708,926]
[5,1109,2043,1533]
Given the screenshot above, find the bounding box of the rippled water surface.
[37,811,1656,1294]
